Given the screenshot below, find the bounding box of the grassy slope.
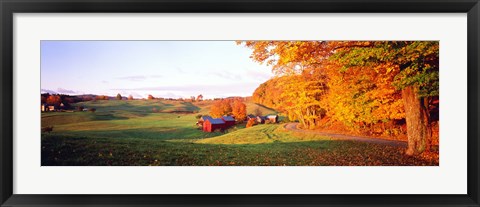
[78,99,201,113]
[196,124,334,144]
[42,100,276,141]
[44,100,220,140]
[41,99,439,166]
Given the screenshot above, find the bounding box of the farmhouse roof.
[222,116,235,121]
[247,114,256,118]
[209,118,226,124]
[266,114,278,118]
[201,115,213,121]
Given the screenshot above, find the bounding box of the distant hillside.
[70,98,278,119]
[73,99,200,114]
[193,99,277,116]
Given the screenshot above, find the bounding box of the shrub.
[152,107,159,113]
[88,108,96,112]
[46,95,62,106]
[195,114,203,119]
[83,96,93,101]
[280,116,289,123]
[95,95,109,100]
[246,119,256,128]
[41,126,54,133]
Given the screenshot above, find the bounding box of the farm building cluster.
[198,115,235,132]
[197,114,279,132]
[41,103,65,112]
[246,114,278,124]
[41,103,92,112]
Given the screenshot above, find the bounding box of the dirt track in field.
[284,123,408,147]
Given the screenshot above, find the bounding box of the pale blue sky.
[41,41,274,99]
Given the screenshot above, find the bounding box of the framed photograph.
[1,0,479,206]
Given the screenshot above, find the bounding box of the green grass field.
[41,100,439,166]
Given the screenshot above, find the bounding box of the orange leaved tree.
[210,99,232,118]
[232,99,247,121]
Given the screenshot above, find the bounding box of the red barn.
[221,116,235,127]
[203,118,226,132]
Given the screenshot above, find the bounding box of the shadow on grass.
[181,102,201,112]
[53,127,222,141]
[252,103,277,113]
[92,113,130,121]
[41,133,439,166]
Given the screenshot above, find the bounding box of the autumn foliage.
[209,98,247,121]
[46,95,62,106]
[232,99,247,121]
[210,99,232,118]
[239,41,439,155]
[246,118,256,128]
[197,94,203,101]
[95,95,109,100]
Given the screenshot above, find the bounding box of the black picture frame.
[1,0,479,206]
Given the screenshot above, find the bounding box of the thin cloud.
[117,75,163,81]
[41,88,57,94]
[117,75,147,81]
[111,82,259,99]
[129,92,143,98]
[209,71,242,81]
[245,69,273,81]
[56,88,77,94]
[176,67,185,73]
[41,88,80,95]
[113,84,251,91]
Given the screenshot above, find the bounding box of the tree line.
[209,98,247,121]
[239,41,439,156]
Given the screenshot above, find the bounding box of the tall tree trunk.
[402,85,428,156]
[422,97,432,152]
[297,111,307,129]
